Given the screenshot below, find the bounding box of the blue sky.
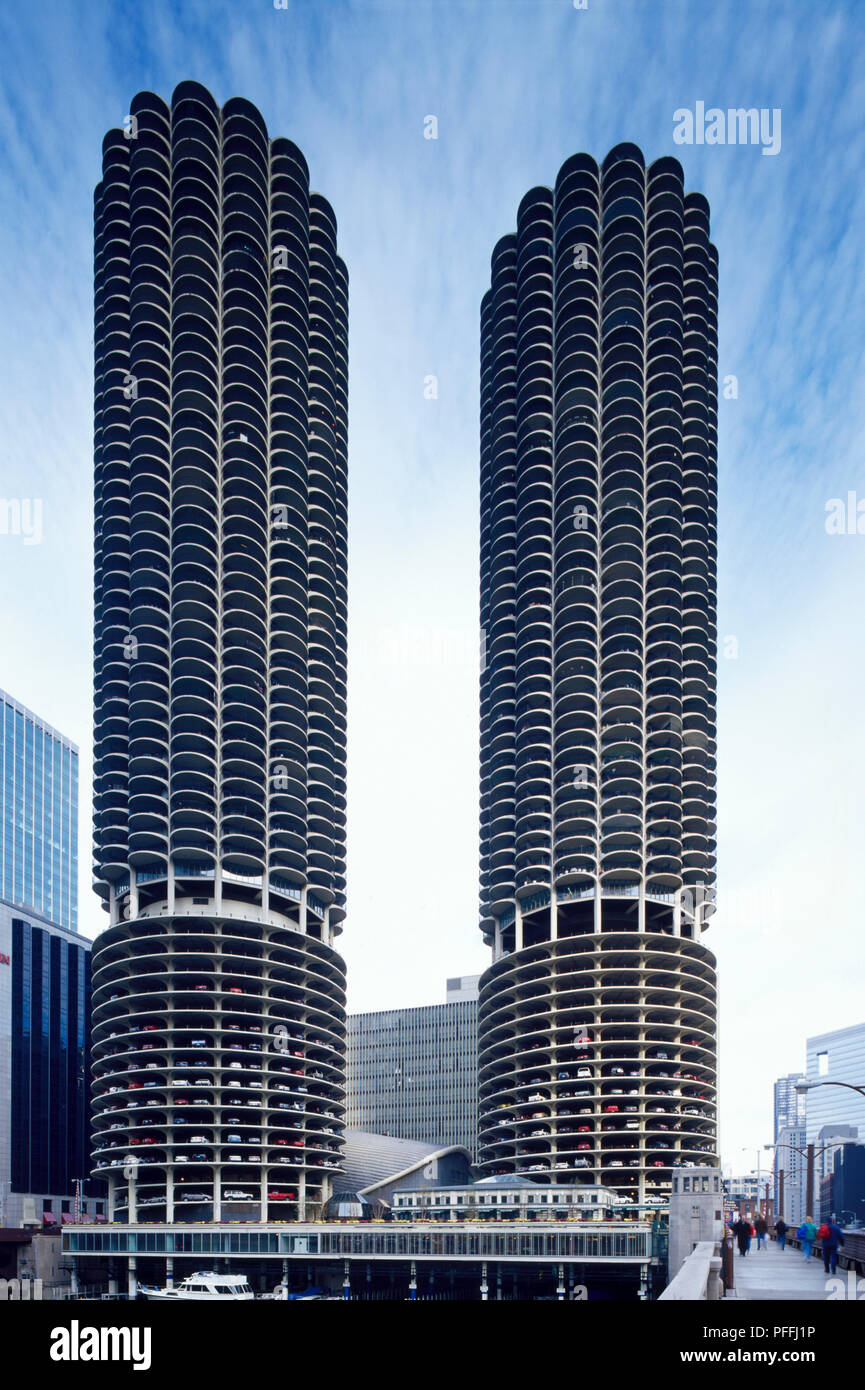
[1,0,863,1167]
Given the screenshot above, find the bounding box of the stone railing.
[658,1240,722,1300]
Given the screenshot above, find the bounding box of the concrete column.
[214,864,223,916]
[480,1262,488,1301]
[343,1259,351,1301]
[166,1169,174,1224]
[493,922,502,961]
[409,1261,417,1300]
[300,888,308,935]
[593,891,602,934]
[557,1263,565,1300]
[71,1264,80,1297]
[166,1257,174,1289]
[128,879,139,919]
[298,1171,306,1222]
[128,1256,137,1301]
[166,862,175,913]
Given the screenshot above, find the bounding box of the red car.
[603,1104,619,1113]
[268,1191,295,1201]
[228,987,242,995]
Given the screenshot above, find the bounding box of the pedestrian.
[754,1215,768,1250]
[746,1220,755,1253]
[733,1215,750,1256]
[818,1217,845,1275]
[774,1218,788,1252]
[797,1216,817,1259]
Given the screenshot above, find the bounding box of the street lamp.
[795,1080,865,1099]
[770,1140,846,1223]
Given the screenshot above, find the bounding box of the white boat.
[140,1271,254,1301]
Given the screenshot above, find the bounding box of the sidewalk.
[728,1239,838,1301]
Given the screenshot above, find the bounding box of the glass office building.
[345,980,479,1155]
[0,691,94,1228]
[1,907,92,1210]
[805,1024,865,1145]
[773,1071,806,1143]
[0,687,78,933]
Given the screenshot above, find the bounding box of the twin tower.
[90,82,718,1220]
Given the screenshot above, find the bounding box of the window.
[817,1052,829,1076]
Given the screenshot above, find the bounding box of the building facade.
[831,1141,865,1227]
[773,1071,805,1143]
[89,81,348,1224]
[0,693,96,1229]
[1,688,78,933]
[0,902,96,1229]
[805,1024,865,1146]
[775,1122,806,1228]
[345,980,479,1154]
[476,143,719,1199]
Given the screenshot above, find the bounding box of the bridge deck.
[730,1239,851,1301]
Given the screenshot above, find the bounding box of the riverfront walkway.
[729,1239,839,1300]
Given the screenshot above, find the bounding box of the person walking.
[818,1217,845,1275]
[732,1216,750,1256]
[774,1218,788,1252]
[746,1220,755,1253]
[797,1216,817,1259]
[754,1215,768,1250]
